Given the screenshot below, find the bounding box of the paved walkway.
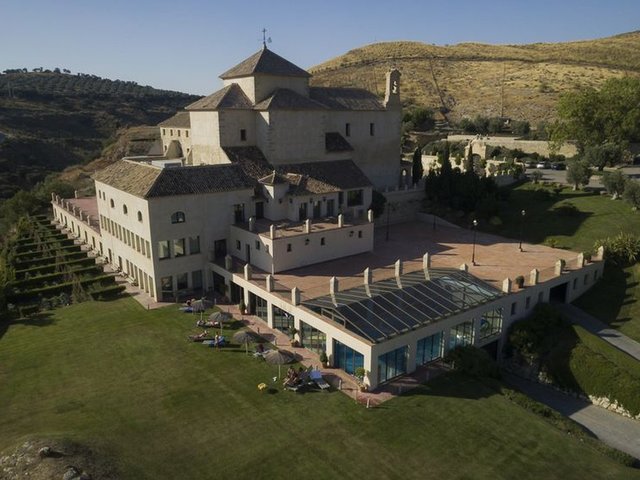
[557,303,640,361]
[505,374,640,459]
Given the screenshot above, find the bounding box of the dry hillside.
[310,31,640,125]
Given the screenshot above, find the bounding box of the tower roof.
[219,47,310,80]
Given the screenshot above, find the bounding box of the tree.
[566,159,592,190]
[511,120,530,136]
[550,77,640,152]
[583,143,623,171]
[488,117,503,134]
[601,170,627,198]
[369,190,387,218]
[623,180,640,209]
[412,147,423,184]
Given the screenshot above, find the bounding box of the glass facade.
[255,296,268,322]
[416,332,443,365]
[334,340,364,375]
[449,321,474,350]
[478,308,503,340]
[378,346,408,383]
[301,321,326,355]
[273,306,294,333]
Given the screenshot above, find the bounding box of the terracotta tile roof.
[185,84,252,111]
[93,160,254,198]
[93,161,162,198]
[310,87,385,111]
[222,146,273,179]
[219,47,310,80]
[146,164,255,197]
[325,132,353,152]
[276,160,372,196]
[254,88,327,111]
[158,111,191,128]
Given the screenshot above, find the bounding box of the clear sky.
[2,0,639,95]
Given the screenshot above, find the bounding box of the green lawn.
[484,182,640,340]
[0,297,636,479]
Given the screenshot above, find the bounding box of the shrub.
[594,233,640,266]
[444,345,500,378]
[514,275,525,288]
[508,304,565,359]
[623,179,640,209]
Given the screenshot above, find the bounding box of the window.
[161,276,172,293]
[449,321,474,349]
[236,240,241,251]
[273,306,294,333]
[192,270,203,290]
[349,231,354,237]
[174,238,186,257]
[240,129,247,141]
[145,241,151,258]
[347,189,363,207]
[170,129,174,136]
[135,235,141,252]
[123,204,128,214]
[416,332,443,365]
[287,243,292,252]
[110,199,115,208]
[304,238,310,246]
[233,204,245,223]
[176,273,188,290]
[178,130,181,137]
[338,192,344,205]
[137,211,143,222]
[255,240,261,251]
[158,240,171,259]
[171,211,186,224]
[335,340,365,375]
[345,123,351,137]
[189,236,200,254]
[526,296,531,309]
[479,308,503,340]
[162,129,166,135]
[369,123,375,136]
[573,278,578,290]
[186,130,189,138]
[358,230,363,238]
[378,346,407,383]
[510,302,517,315]
[320,237,325,246]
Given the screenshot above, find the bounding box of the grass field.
[0,296,637,479]
[481,182,640,341]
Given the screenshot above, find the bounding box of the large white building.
[51,46,604,389]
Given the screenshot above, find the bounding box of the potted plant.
[319,351,328,368]
[514,275,525,289]
[238,299,246,315]
[289,327,299,347]
[354,367,368,391]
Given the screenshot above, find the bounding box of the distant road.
[524,165,640,189]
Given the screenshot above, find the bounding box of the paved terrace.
[234,216,369,239]
[232,221,588,301]
[52,195,100,233]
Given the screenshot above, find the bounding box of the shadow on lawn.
[0,312,55,342]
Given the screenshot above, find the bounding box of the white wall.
[190,111,224,165]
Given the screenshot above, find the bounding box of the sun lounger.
[188,335,213,342]
[310,370,330,390]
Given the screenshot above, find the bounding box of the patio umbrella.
[263,349,295,378]
[191,298,213,313]
[209,311,232,323]
[232,330,257,354]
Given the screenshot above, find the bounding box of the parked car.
[536,162,550,169]
[551,162,566,170]
[524,160,536,168]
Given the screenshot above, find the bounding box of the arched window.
[137,211,143,222]
[110,199,115,208]
[123,204,128,214]
[171,211,186,224]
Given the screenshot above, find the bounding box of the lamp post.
[471,219,478,266]
[518,209,526,252]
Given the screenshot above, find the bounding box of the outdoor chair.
[310,370,330,391]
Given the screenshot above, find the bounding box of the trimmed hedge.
[15,237,75,253]
[9,265,103,290]
[13,250,87,269]
[13,243,81,261]
[7,274,117,303]
[15,257,96,279]
[90,284,126,300]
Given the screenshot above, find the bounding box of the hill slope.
[310,31,640,125]
[0,72,198,198]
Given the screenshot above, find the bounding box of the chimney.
[384,69,401,109]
